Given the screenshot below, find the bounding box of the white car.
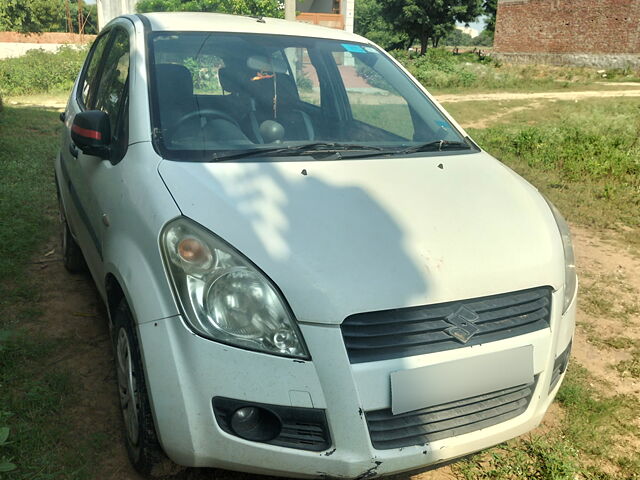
[55,12,576,478]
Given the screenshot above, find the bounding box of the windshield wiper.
[397,140,472,154]
[211,142,386,161]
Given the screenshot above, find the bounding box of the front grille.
[366,379,537,450]
[342,287,552,364]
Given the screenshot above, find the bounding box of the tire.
[112,300,181,477]
[56,188,86,273]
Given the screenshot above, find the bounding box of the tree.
[354,0,409,50]
[380,0,483,55]
[136,0,284,18]
[483,0,497,32]
[0,0,64,33]
[471,28,493,46]
[0,0,97,34]
[442,28,473,46]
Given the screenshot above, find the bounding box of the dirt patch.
[434,89,640,103]
[459,101,543,129]
[571,225,640,397]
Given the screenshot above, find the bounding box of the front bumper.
[138,289,576,478]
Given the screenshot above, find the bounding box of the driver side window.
[92,28,130,160]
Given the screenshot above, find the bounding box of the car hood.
[158,152,563,324]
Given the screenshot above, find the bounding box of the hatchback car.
[55,12,576,478]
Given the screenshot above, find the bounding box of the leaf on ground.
[0,460,17,472]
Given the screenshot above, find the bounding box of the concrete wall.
[97,0,137,30]
[494,0,640,55]
[492,52,640,68]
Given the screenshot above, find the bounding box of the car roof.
[136,12,369,43]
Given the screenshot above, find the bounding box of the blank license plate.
[390,346,534,415]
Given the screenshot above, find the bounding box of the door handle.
[69,143,79,158]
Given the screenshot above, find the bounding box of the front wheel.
[112,300,181,477]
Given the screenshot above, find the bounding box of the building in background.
[493,0,640,68]
[296,0,355,32]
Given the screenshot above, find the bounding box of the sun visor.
[247,55,288,73]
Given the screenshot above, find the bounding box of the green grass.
[465,99,640,245]
[351,104,414,139]
[455,364,640,479]
[0,105,59,319]
[0,104,107,479]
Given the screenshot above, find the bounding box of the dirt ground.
[20,87,639,478]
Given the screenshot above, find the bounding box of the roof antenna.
[250,15,266,23]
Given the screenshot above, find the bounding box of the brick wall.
[494,0,640,54]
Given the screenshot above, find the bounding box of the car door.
[60,28,114,276]
[64,24,131,284]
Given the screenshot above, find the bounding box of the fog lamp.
[230,406,281,442]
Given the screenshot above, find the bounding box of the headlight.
[161,217,309,359]
[544,198,577,314]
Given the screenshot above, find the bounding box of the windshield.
[148,32,469,160]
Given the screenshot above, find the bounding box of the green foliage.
[442,28,473,46]
[0,0,97,34]
[0,45,87,96]
[379,0,483,54]
[494,124,639,183]
[392,48,482,88]
[471,28,493,46]
[183,55,224,93]
[354,0,409,50]
[483,0,497,32]
[136,0,284,18]
[295,72,313,92]
[0,0,63,33]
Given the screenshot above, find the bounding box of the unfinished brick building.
[493,0,640,68]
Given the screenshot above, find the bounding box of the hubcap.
[116,328,140,446]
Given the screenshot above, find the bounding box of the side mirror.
[71,110,111,159]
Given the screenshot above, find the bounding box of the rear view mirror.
[71,110,111,158]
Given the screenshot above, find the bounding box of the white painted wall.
[0,43,85,59]
[97,0,137,30]
[343,0,354,33]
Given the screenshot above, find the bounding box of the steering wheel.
[168,109,242,137]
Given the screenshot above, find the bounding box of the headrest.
[155,63,193,98]
[247,73,300,107]
[218,66,251,94]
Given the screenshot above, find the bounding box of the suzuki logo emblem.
[444,306,480,344]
